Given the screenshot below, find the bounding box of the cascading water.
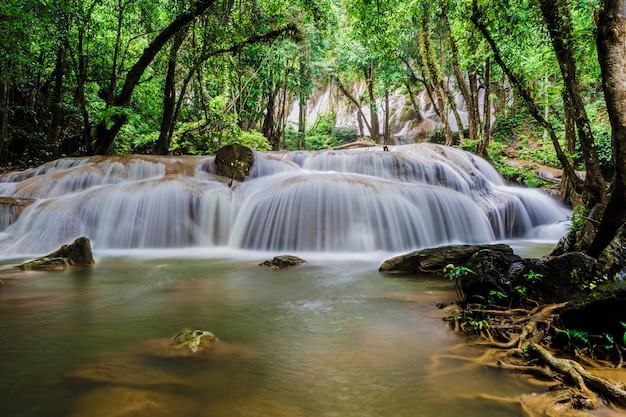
[0,144,570,256]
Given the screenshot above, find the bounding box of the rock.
[378,244,517,274]
[66,362,191,392]
[259,255,306,268]
[67,386,195,417]
[215,143,255,182]
[531,252,597,303]
[461,251,597,305]
[461,248,521,303]
[18,236,95,270]
[129,329,219,359]
[0,196,36,227]
[560,280,626,340]
[170,329,216,356]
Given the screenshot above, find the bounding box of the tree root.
[441,301,626,414]
[528,343,626,409]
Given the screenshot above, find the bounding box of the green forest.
[0,0,613,158]
[1,0,625,257]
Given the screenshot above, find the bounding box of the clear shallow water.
[1,250,549,417]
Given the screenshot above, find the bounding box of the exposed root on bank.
[437,301,626,416]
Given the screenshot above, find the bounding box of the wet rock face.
[18,236,95,270]
[215,143,255,182]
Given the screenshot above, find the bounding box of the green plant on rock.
[583,274,610,291]
[525,270,543,283]
[444,264,475,303]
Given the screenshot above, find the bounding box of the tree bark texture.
[588,0,626,257]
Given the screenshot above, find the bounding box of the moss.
[171,329,216,354]
[18,257,69,270]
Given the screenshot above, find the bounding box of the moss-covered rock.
[18,236,94,270]
[259,255,307,268]
[215,143,255,182]
[170,329,216,356]
[560,281,626,339]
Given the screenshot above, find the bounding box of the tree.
[91,0,217,154]
[588,0,626,257]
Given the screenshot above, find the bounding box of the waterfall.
[0,144,570,256]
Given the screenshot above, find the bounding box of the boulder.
[215,143,255,182]
[259,255,306,268]
[462,250,597,305]
[530,252,597,303]
[378,244,517,274]
[560,280,626,340]
[18,236,95,270]
[461,248,521,303]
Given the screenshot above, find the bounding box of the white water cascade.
[0,144,570,256]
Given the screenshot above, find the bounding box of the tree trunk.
[46,45,66,147]
[471,0,583,193]
[384,89,391,145]
[402,80,423,125]
[92,0,216,155]
[477,58,491,157]
[417,14,453,146]
[154,28,188,155]
[588,0,626,257]
[298,90,306,149]
[297,54,308,149]
[74,28,93,154]
[539,0,606,210]
[0,80,8,164]
[468,72,481,141]
[335,76,372,135]
[439,34,465,144]
[560,90,577,204]
[443,11,476,142]
[364,64,380,142]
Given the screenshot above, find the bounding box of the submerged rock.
[18,236,95,270]
[67,386,195,417]
[171,329,216,356]
[259,255,307,268]
[129,329,218,359]
[66,362,191,392]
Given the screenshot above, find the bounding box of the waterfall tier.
[0,144,569,255]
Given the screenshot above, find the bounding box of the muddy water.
[0,249,569,417]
